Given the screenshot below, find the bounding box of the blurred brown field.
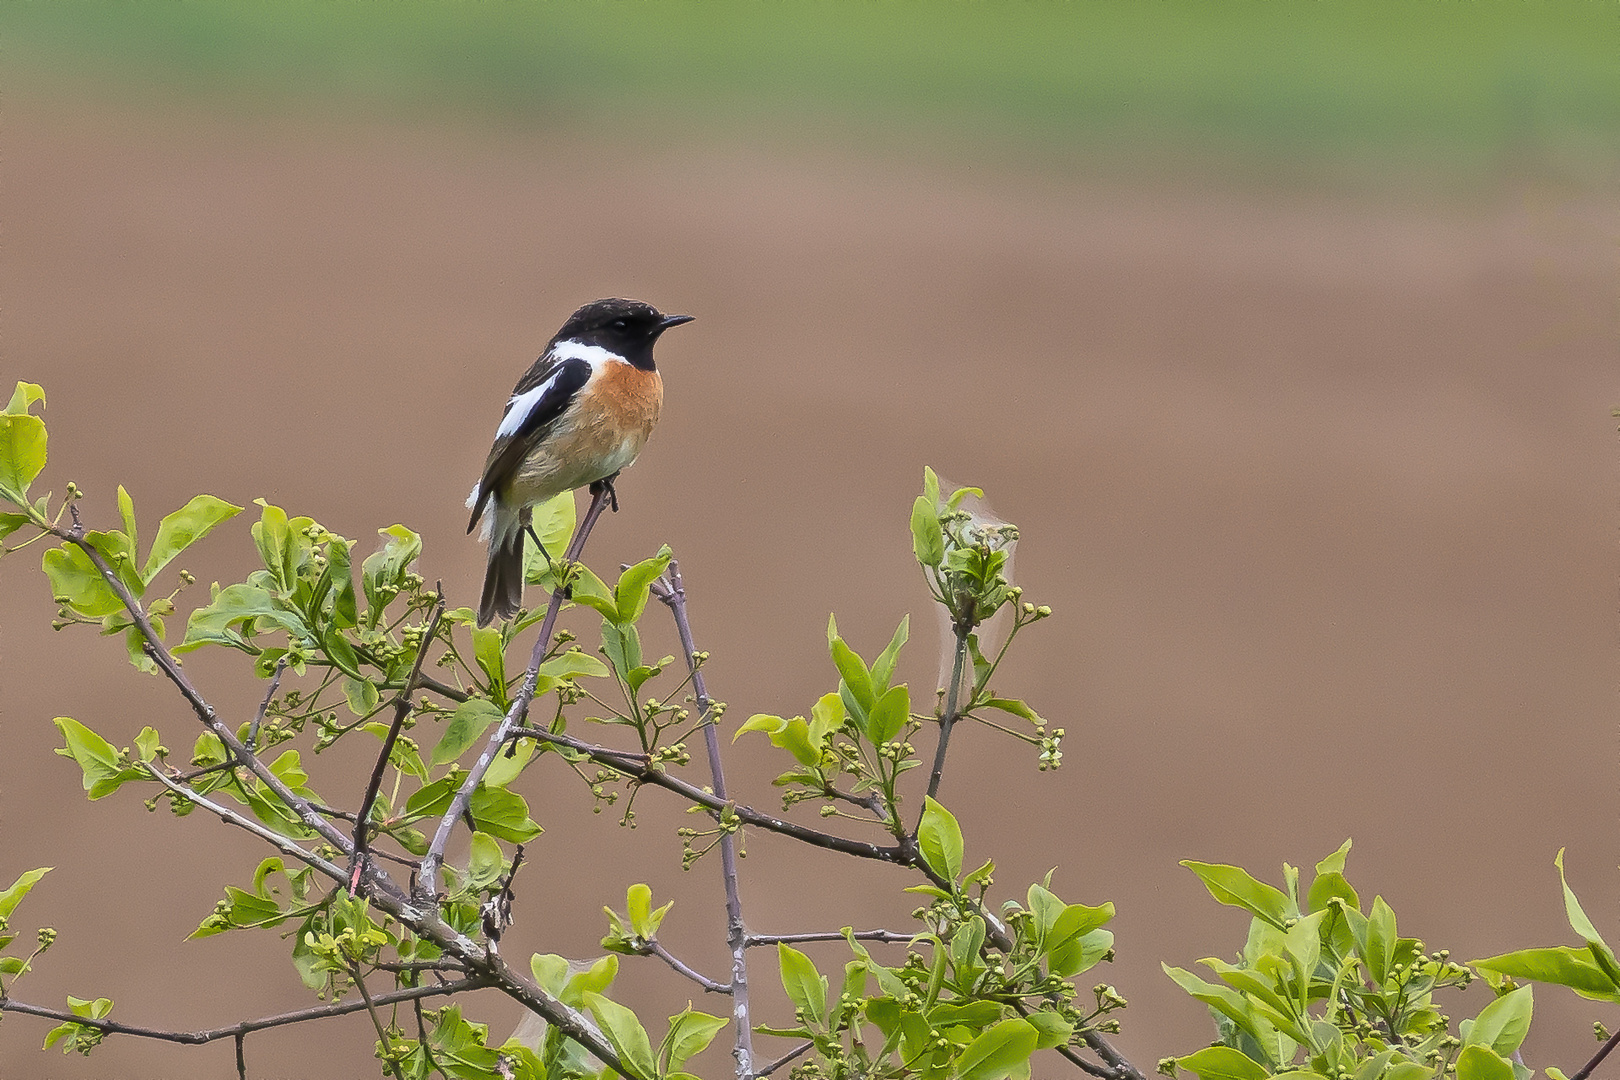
[0,39,1616,1080]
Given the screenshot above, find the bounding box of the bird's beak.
[658,313,695,330]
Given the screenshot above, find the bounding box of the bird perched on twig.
[468,298,693,627]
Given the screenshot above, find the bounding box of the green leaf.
[472,627,506,699]
[522,490,576,586]
[1177,1046,1270,1080]
[1050,900,1116,952]
[433,698,505,767]
[1050,927,1112,978]
[1472,946,1620,1001]
[142,495,242,582]
[662,1007,727,1072]
[342,677,380,717]
[871,615,909,690]
[1025,1010,1074,1050]
[778,943,828,1026]
[0,867,51,920]
[918,796,964,882]
[1456,1046,1516,1080]
[466,832,504,891]
[42,543,123,617]
[1557,849,1620,986]
[361,523,422,623]
[1307,871,1359,916]
[979,697,1045,725]
[1183,861,1294,928]
[1466,984,1532,1056]
[568,566,619,619]
[325,536,359,628]
[539,650,610,681]
[614,547,672,626]
[133,727,162,763]
[911,494,945,567]
[954,1018,1039,1080]
[0,413,46,503]
[483,736,535,789]
[600,620,642,680]
[827,614,875,711]
[4,382,45,415]
[469,786,542,843]
[0,511,30,540]
[322,627,364,680]
[116,485,139,566]
[176,582,311,652]
[1315,838,1352,876]
[53,717,134,799]
[582,992,658,1080]
[1366,895,1397,985]
[867,683,910,745]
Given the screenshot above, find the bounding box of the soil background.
[0,85,1615,1078]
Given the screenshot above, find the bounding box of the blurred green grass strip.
[5,0,1617,173]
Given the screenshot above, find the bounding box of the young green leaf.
[4,382,45,416]
[1472,946,1620,1001]
[466,831,505,891]
[1556,849,1620,986]
[662,1007,727,1072]
[1177,1045,1271,1080]
[1455,1045,1515,1080]
[141,495,242,582]
[1365,895,1397,985]
[827,614,876,711]
[918,796,965,882]
[866,683,910,745]
[614,547,672,626]
[0,411,46,505]
[582,992,658,1080]
[42,544,123,618]
[778,943,829,1027]
[432,698,505,767]
[953,1018,1039,1080]
[911,495,945,567]
[871,615,909,690]
[468,786,543,844]
[1182,861,1294,929]
[0,867,51,921]
[1464,984,1532,1057]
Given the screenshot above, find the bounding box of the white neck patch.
[550,340,625,367]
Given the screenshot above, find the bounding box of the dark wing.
[467,355,592,532]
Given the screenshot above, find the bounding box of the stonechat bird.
[468,298,692,626]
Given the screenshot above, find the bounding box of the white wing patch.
[492,340,624,440]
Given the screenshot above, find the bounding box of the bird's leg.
[520,505,554,566]
[591,473,622,513]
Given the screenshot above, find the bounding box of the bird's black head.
[554,298,694,372]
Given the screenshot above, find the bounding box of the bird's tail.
[478,501,528,627]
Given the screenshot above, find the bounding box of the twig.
[145,766,346,883]
[1571,1026,1620,1080]
[644,940,731,994]
[235,1031,247,1080]
[246,657,287,752]
[923,623,971,805]
[350,962,409,1080]
[652,559,754,1079]
[753,1040,814,1078]
[352,595,446,894]
[0,978,488,1046]
[508,729,906,862]
[418,483,612,899]
[746,930,914,947]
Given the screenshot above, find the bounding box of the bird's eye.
[608,318,628,330]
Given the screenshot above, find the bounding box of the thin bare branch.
[652,559,754,1079]
[418,482,612,899]
[746,930,915,947]
[352,594,446,894]
[350,962,409,1080]
[246,657,286,752]
[0,978,488,1046]
[753,1040,814,1078]
[1570,1027,1620,1080]
[509,724,911,864]
[145,766,346,884]
[643,940,731,994]
[923,623,971,805]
